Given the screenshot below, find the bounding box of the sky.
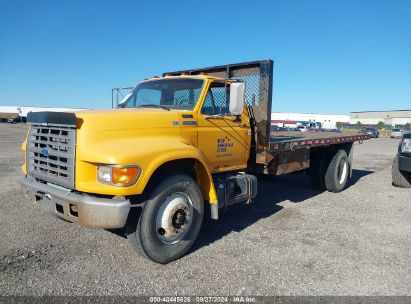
[0,0,410,114]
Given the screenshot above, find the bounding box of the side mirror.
[229,82,245,115]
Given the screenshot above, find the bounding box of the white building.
[0,105,85,117]
[271,112,350,129]
[350,110,411,127]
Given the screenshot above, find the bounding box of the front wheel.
[128,174,204,264]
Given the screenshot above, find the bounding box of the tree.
[404,122,411,131]
[336,122,343,129]
[376,121,385,130]
[355,121,363,130]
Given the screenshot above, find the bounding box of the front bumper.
[398,155,411,173]
[20,175,131,228]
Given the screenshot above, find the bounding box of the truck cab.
[117,75,252,172]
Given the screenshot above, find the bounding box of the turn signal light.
[112,167,139,185]
[97,165,141,186]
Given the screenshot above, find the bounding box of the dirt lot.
[0,124,410,296]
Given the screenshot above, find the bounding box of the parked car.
[392,131,411,188]
[0,118,8,123]
[7,116,26,124]
[307,128,324,133]
[391,128,403,139]
[270,125,289,132]
[363,127,379,138]
[270,125,281,131]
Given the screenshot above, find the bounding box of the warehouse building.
[0,105,85,118]
[271,112,350,129]
[350,110,411,127]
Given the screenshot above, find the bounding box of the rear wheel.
[128,174,204,264]
[392,154,411,188]
[324,149,349,193]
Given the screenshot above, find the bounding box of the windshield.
[119,78,204,110]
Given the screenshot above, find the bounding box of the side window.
[201,84,229,115]
[201,91,215,115]
[171,88,202,108]
[135,89,161,105]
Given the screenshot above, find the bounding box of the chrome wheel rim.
[155,192,193,244]
[338,158,348,184]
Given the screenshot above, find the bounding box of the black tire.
[392,154,411,188]
[324,149,349,193]
[128,174,204,264]
[309,151,326,190]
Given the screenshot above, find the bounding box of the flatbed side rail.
[270,133,370,153]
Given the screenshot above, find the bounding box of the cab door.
[197,81,250,173]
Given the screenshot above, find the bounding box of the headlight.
[401,138,411,153]
[97,165,141,186]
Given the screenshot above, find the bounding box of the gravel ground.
[0,124,410,296]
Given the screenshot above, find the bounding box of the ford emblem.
[41,149,49,156]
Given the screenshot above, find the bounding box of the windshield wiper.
[137,104,170,111]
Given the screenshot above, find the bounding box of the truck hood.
[76,108,181,130]
[75,108,183,148]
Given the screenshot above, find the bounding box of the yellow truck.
[20,60,369,263]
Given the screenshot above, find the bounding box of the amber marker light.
[97,165,141,186]
[112,167,139,185]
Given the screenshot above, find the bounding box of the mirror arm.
[233,114,242,123]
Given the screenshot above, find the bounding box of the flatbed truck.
[20,60,369,263]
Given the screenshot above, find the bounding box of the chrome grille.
[26,125,76,189]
